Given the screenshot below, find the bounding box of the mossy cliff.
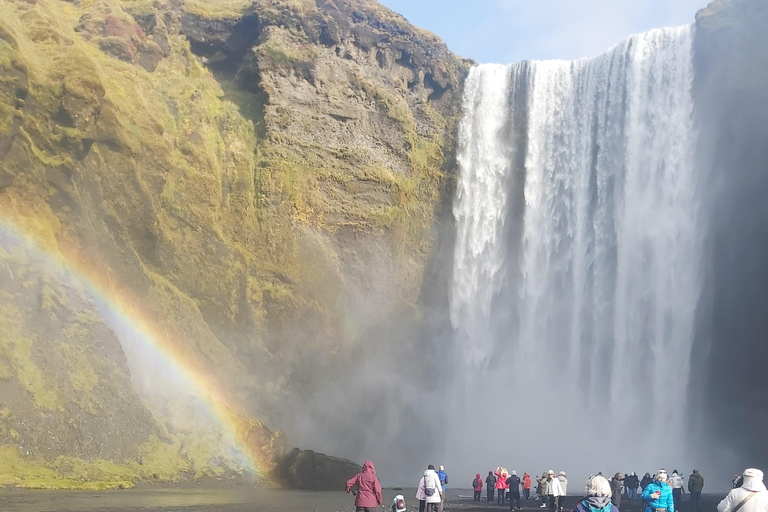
[0,0,470,487]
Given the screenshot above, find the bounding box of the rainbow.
[0,217,275,480]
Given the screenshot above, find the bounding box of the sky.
[377,0,708,64]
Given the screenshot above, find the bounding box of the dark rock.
[272,448,361,490]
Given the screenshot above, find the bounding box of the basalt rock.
[272,447,361,491]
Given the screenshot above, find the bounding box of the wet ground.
[448,494,724,512]
[0,488,726,512]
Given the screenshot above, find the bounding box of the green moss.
[0,361,10,380]
[182,0,254,19]
[0,297,60,411]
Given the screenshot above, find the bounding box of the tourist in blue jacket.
[437,465,448,492]
[642,470,674,512]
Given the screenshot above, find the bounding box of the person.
[718,468,768,512]
[422,465,444,512]
[574,476,621,512]
[539,472,549,507]
[625,473,639,500]
[507,470,522,511]
[524,473,532,501]
[641,469,674,512]
[393,494,407,512]
[417,472,427,512]
[346,460,383,512]
[688,469,704,512]
[473,473,483,503]
[546,470,565,512]
[487,471,498,503]
[558,471,569,511]
[669,470,685,511]
[438,465,449,493]
[611,473,624,509]
[497,467,510,505]
[640,473,653,491]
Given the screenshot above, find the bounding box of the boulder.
[272,447,361,490]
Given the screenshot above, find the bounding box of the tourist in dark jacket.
[688,470,704,512]
[345,460,383,512]
[473,473,483,502]
[487,471,497,503]
[640,473,653,491]
[575,476,620,512]
[625,473,639,499]
[507,471,522,511]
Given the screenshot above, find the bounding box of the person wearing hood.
[473,473,483,503]
[524,473,532,501]
[688,470,704,512]
[438,465,449,493]
[419,465,444,512]
[641,469,674,512]
[487,471,498,503]
[574,476,620,512]
[669,470,685,512]
[611,473,624,509]
[346,461,383,512]
[718,468,768,512]
[558,472,569,511]
[496,467,510,505]
[625,473,639,500]
[538,472,549,506]
[640,473,653,491]
[507,470,522,511]
[546,470,565,512]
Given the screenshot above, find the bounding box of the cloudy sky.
[377,0,708,64]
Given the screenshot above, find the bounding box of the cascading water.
[450,26,700,473]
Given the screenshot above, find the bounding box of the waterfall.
[450,26,699,472]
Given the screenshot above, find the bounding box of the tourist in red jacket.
[346,460,383,512]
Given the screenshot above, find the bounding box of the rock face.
[272,447,361,490]
[690,0,768,474]
[0,0,468,487]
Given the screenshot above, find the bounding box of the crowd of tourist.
[345,462,768,512]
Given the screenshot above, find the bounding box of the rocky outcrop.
[0,0,469,488]
[271,447,361,490]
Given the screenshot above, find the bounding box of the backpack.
[473,477,481,489]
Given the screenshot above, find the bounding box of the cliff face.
[0,0,468,487]
[691,0,768,475]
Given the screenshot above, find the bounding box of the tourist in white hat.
[718,469,768,512]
